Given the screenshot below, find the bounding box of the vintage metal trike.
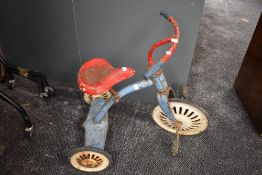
[70,12,208,172]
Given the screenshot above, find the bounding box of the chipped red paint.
[78,58,135,95]
[148,16,180,66]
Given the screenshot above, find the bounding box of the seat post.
[83,98,109,150]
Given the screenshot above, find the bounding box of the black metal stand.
[0,55,55,98]
[0,90,33,137]
[0,52,55,137]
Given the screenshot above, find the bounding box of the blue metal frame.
[152,72,176,121]
[82,62,177,151]
[94,79,153,123]
[83,98,108,149]
[157,92,176,121]
[144,61,163,79]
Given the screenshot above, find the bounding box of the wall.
[0,0,205,103]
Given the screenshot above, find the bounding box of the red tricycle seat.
[78,58,135,95]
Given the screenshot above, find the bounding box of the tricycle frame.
[83,65,177,150]
[70,11,208,172]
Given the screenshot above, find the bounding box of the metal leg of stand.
[0,90,33,137]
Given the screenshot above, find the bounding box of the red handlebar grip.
[148,16,180,66]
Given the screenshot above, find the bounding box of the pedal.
[179,85,189,99]
[171,132,180,157]
[171,121,181,156]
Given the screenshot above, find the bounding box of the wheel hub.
[80,158,98,168]
[70,148,111,172]
[77,153,102,168]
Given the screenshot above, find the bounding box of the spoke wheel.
[69,147,112,172]
[152,100,208,135]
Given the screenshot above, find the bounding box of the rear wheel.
[152,100,208,135]
[83,91,112,105]
[69,146,112,172]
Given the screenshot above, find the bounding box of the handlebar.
[160,11,169,20]
[148,11,180,67]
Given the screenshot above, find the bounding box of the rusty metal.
[109,88,120,103]
[17,67,29,77]
[84,91,112,105]
[179,85,189,99]
[114,94,121,103]
[152,69,163,78]
[69,146,112,172]
[171,123,181,157]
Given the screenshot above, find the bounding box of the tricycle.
[70,11,208,172]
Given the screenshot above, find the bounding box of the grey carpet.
[1,0,262,174]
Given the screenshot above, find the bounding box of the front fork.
[152,70,177,122]
[83,98,109,150]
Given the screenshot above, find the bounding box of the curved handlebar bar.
[148,11,180,67]
[160,11,169,20]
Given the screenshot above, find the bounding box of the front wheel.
[152,100,208,135]
[69,146,112,172]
